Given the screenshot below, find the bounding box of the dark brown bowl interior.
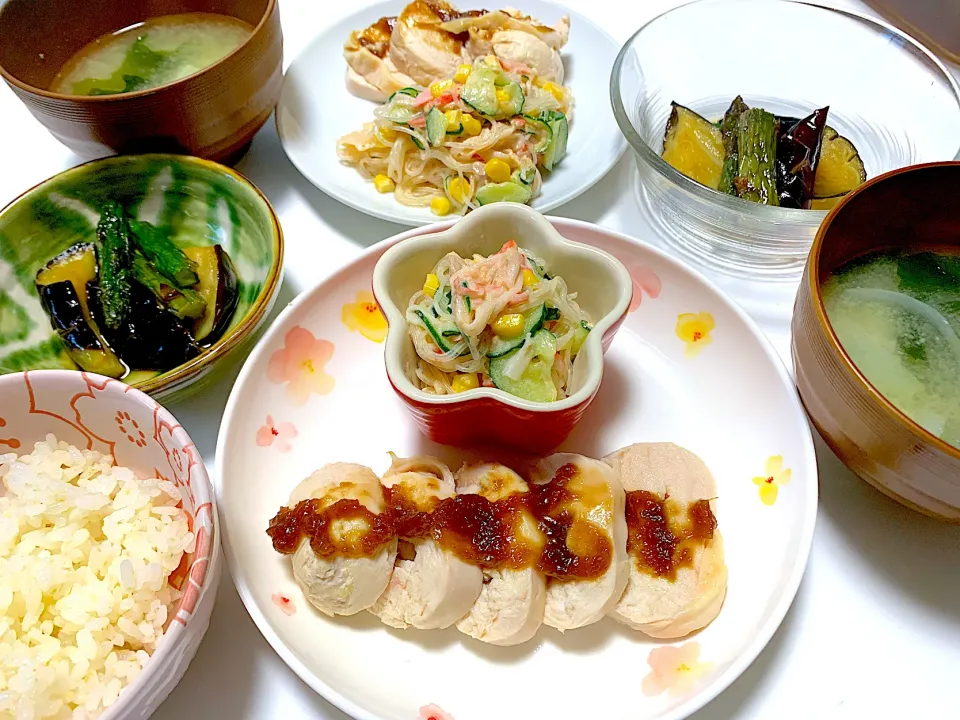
[0,0,282,163]
[815,162,960,281]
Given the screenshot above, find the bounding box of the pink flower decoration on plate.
[629,265,662,312]
[419,705,455,720]
[267,326,335,406]
[642,641,712,697]
[272,593,296,615]
[256,416,297,452]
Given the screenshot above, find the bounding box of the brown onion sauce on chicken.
[624,492,717,581]
[267,463,617,581]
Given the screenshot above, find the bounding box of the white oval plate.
[275,0,627,226]
[216,218,817,720]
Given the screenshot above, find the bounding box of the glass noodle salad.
[338,55,572,216]
[406,240,591,402]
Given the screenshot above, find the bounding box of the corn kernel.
[430,196,452,216]
[447,177,470,204]
[452,373,480,393]
[462,114,482,136]
[423,273,440,298]
[491,313,525,338]
[453,64,472,84]
[430,79,453,97]
[444,109,462,132]
[484,158,511,183]
[379,125,397,142]
[541,81,564,103]
[484,54,500,67]
[521,268,538,287]
[373,174,395,193]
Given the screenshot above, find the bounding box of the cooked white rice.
[0,436,195,719]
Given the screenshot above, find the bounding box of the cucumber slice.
[487,305,546,358]
[475,181,533,206]
[380,102,419,125]
[411,135,425,150]
[512,166,537,186]
[388,87,420,101]
[540,110,569,171]
[461,65,499,116]
[446,123,463,135]
[426,107,446,147]
[489,330,558,402]
[413,308,450,352]
[498,81,524,116]
[521,115,552,153]
[571,320,591,355]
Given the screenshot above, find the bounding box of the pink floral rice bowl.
[0,370,220,719]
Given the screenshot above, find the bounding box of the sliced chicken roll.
[286,463,397,616]
[453,463,546,646]
[343,16,417,102]
[446,9,570,82]
[529,453,629,631]
[370,454,483,629]
[604,443,727,639]
[388,0,469,86]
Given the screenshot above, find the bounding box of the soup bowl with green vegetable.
[0,154,283,401]
[792,161,960,522]
[0,0,282,163]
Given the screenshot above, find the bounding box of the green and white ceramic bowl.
[0,154,283,401]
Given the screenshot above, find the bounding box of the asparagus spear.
[95,202,133,330]
[129,218,199,287]
[718,96,749,195]
[735,108,780,206]
[131,251,206,319]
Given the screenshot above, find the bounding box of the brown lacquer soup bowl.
[0,0,282,164]
[792,162,960,522]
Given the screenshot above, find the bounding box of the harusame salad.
[338,55,572,216]
[406,240,591,402]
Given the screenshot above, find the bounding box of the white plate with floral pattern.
[215,217,817,720]
[275,0,626,226]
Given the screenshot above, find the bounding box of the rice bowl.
[0,370,219,720]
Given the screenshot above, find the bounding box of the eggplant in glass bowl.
[610,0,960,278]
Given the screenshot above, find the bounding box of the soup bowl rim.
[0,0,278,101]
[806,159,960,462]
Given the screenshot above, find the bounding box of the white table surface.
[2,0,959,717]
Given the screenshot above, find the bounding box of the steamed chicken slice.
[344,16,417,102]
[389,0,469,86]
[529,453,629,631]
[445,9,570,83]
[344,2,570,100]
[453,463,546,646]
[369,454,483,629]
[603,443,727,639]
[287,463,397,616]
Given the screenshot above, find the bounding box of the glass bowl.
[611,0,960,278]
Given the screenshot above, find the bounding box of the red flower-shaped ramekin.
[372,203,633,455]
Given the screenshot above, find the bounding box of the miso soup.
[51,13,253,96]
[822,248,960,449]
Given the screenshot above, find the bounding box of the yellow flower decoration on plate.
[676,312,715,357]
[753,455,792,506]
[342,290,388,343]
